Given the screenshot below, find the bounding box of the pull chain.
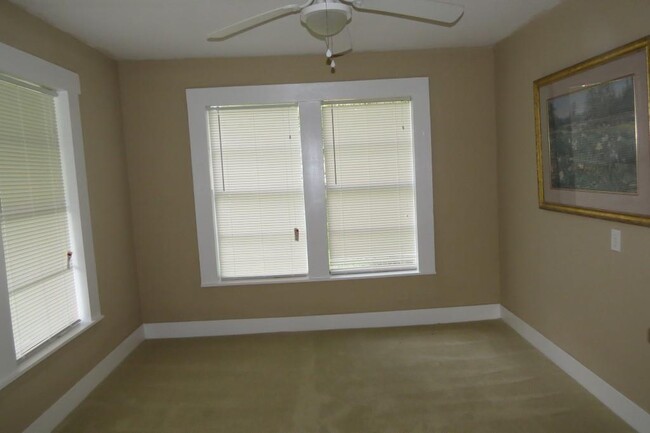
[326,40,335,71]
[324,0,335,71]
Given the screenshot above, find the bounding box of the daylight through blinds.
[0,77,79,359]
[208,105,308,279]
[322,100,417,273]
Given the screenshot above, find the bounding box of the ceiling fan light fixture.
[300,3,352,37]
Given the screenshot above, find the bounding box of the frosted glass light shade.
[301,3,351,36]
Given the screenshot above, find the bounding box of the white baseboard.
[501,306,650,433]
[22,305,650,433]
[23,326,145,433]
[143,304,501,339]
[21,305,498,432]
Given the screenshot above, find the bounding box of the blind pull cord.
[67,250,73,270]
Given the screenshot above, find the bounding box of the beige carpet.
[54,320,633,433]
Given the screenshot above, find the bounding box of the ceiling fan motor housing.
[301,1,352,37]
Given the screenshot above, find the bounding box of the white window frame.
[187,77,435,287]
[0,42,102,390]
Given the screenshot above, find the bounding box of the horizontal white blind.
[0,77,78,359]
[322,100,417,273]
[208,105,308,279]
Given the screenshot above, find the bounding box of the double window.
[0,43,100,387]
[187,78,435,286]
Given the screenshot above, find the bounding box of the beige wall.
[118,48,500,323]
[2,0,649,429]
[495,0,650,413]
[0,3,142,432]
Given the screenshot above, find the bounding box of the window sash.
[207,104,309,279]
[322,100,418,274]
[0,76,79,360]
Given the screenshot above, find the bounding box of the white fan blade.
[207,3,308,41]
[351,0,464,24]
[331,30,353,57]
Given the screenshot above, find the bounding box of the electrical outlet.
[610,229,621,252]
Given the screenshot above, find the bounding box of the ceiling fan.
[207,0,464,68]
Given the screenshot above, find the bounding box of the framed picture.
[534,37,650,227]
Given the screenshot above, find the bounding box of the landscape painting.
[547,75,638,194]
[535,37,650,227]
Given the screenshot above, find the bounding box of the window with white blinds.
[187,78,434,286]
[0,43,99,389]
[322,100,417,273]
[207,105,308,279]
[0,77,79,359]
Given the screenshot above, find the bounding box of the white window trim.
[187,77,435,287]
[0,42,102,390]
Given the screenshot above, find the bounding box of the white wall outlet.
[610,229,622,252]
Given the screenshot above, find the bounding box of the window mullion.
[299,101,329,280]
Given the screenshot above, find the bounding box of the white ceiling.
[11,0,562,60]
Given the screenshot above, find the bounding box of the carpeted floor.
[54,320,633,433]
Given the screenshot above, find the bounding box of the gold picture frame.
[534,37,650,227]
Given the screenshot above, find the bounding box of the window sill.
[0,315,103,391]
[201,269,434,288]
